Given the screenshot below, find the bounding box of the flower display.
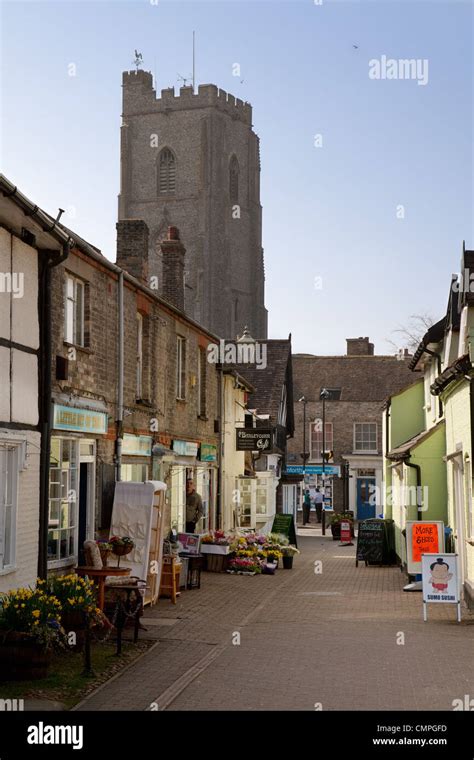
[109,535,134,549]
[0,582,63,646]
[200,530,230,546]
[46,574,101,621]
[227,557,262,574]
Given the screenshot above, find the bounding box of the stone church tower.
[118,70,268,339]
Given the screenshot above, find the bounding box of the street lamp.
[298,396,309,527]
[320,388,330,535]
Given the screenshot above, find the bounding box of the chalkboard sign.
[272,514,297,547]
[356,519,384,566]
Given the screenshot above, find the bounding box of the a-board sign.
[340,521,353,545]
[271,514,297,547]
[406,521,445,575]
[356,519,384,566]
[421,553,461,622]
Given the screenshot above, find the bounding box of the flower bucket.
[282,555,294,569]
[0,632,52,680]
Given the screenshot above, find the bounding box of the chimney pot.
[168,226,180,241]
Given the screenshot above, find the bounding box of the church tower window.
[158,148,176,195]
[229,155,239,203]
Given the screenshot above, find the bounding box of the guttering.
[116,271,124,482]
[423,347,443,417]
[404,457,423,521]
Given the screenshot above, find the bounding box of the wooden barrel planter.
[0,633,52,680]
[61,610,87,653]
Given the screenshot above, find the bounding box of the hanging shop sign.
[122,434,153,457]
[406,521,445,575]
[53,404,107,434]
[236,428,272,451]
[421,553,461,622]
[286,465,341,476]
[200,443,217,462]
[173,439,199,457]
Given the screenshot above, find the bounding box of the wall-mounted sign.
[406,521,445,575]
[236,428,272,451]
[287,465,341,476]
[122,434,153,457]
[53,404,107,434]
[200,443,217,462]
[173,439,199,457]
[422,553,461,622]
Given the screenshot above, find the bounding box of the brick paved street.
[75,531,474,712]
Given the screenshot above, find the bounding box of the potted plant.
[96,539,113,566]
[330,512,355,540]
[47,574,102,652]
[0,583,63,680]
[109,535,135,566]
[281,545,300,569]
[227,557,262,576]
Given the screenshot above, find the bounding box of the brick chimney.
[160,226,185,311]
[346,337,374,356]
[116,220,149,283]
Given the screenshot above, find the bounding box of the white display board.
[109,480,166,604]
[421,553,461,622]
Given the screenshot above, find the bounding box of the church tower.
[118,70,268,339]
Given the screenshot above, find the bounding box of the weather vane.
[133,50,143,72]
[177,72,193,87]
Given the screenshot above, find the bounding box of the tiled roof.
[292,355,418,403]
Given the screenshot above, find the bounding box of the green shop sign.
[53,404,107,434]
[200,443,217,462]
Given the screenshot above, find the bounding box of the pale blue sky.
[1,0,472,354]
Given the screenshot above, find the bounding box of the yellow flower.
[68,598,75,605]
[32,610,40,618]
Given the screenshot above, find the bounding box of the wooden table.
[74,566,131,610]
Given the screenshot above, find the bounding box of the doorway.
[356,477,376,520]
[78,440,96,564]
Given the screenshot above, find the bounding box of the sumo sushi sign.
[421,553,461,622]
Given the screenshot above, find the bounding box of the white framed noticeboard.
[421,553,461,622]
[406,521,445,575]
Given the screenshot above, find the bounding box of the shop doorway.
[356,477,376,520]
[78,440,96,564]
[282,484,298,520]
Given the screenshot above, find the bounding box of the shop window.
[354,423,377,453]
[0,445,18,570]
[176,336,186,400]
[64,274,86,347]
[48,438,78,564]
[121,463,149,482]
[310,422,333,462]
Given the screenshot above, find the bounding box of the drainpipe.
[423,347,443,418]
[216,365,224,530]
[116,271,124,482]
[404,457,422,521]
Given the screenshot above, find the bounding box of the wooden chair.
[159,556,182,604]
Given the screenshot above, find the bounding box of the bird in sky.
[353,44,359,49]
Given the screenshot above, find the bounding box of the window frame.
[353,422,378,454]
[310,421,333,462]
[158,147,176,196]
[0,444,19,572]
[64,274,85,347]
[47,436,79,568]
[176,335,187,400]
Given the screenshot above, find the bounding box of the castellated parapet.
[122,70,252,125]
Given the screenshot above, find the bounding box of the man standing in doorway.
[186,479,203,533]
[303,489,311,526]
[314,488,324,524]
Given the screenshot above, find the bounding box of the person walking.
[303,489,311,526]
[314,488,324,523]
[185,479,203,533]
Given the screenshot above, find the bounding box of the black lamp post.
[320,388,330,535]
[298,396,308,524]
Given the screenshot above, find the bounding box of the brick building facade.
[48,220,220,571]
[287,337,418,520]
[118,70,267,340]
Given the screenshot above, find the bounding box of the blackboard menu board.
[356,519,384,566]
[271,514,297,547]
